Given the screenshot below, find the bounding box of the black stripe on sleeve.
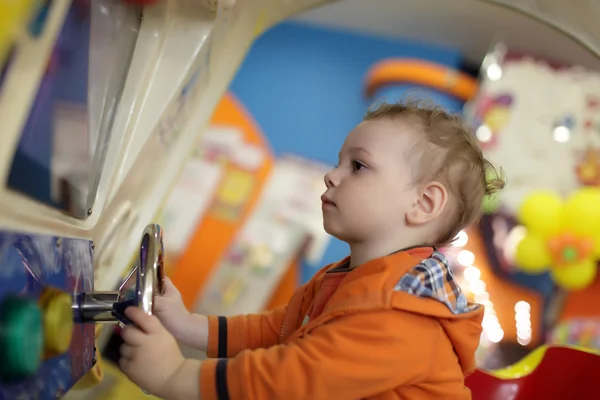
[217,316,228,358]
[216,359,230,400]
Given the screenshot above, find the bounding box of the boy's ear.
[406,182,448,226]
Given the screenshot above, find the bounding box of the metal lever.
[73,224,166,325]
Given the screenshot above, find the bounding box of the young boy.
[119,101,504,400]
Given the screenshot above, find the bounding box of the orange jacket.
[200,247,484,399]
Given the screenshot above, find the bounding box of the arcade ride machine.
[0,0,337,398]
[0,0,599,399]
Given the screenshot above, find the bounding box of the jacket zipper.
[279,306,288,343]
[279,320,285,343]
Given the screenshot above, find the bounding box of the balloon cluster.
[515,187,600,291]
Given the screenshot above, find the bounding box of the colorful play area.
[1,0,600,399]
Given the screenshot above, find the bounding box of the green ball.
[0,295,44,382]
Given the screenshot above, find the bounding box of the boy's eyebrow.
[338,146,371,160]
[348,146,371,156]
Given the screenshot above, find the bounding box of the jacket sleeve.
[199,309,441,400]
[205,306,286,359]
[205,263,333,359]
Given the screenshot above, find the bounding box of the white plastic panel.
[87,0,143,214]
[484,0,600,59]
[94,0,342,290]
[0,0,341,292]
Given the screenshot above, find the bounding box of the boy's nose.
[324,169,339,188]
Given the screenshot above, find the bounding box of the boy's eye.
[352,161,366,171]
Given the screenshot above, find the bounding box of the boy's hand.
[155,277,209,351]
[119,307,186,398]
[154,277,191,335]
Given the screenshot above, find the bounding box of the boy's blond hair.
[364,100,505,246]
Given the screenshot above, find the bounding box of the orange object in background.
[171,93,298,311]
[464,226,543,346]
[364,59,479,101]
[558,272,600,322]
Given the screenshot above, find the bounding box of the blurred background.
[1,0,600,399]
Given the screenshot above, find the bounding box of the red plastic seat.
[466,346,600,400]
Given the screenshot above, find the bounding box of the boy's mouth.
[321,194,337,207]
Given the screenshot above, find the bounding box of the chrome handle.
[135,223,166,316]
[74,224,166,324]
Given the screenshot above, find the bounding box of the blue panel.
[230,21,462,166]
[375,85,465,113]
[7,0,91,214]
[0,231,95,400]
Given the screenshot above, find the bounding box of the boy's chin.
[323,221,342,239]
[323,222,354,243]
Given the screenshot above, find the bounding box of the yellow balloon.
[518,191,563,237]
[515,235,551,273]
[562,188,600,237]
[594,235,600,258]
[551,259,598,291]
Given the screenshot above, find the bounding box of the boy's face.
[322,118,420,243]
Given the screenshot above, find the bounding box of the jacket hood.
[324,246,484,375]
[438,310,484,374]
[389,247,484,375]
